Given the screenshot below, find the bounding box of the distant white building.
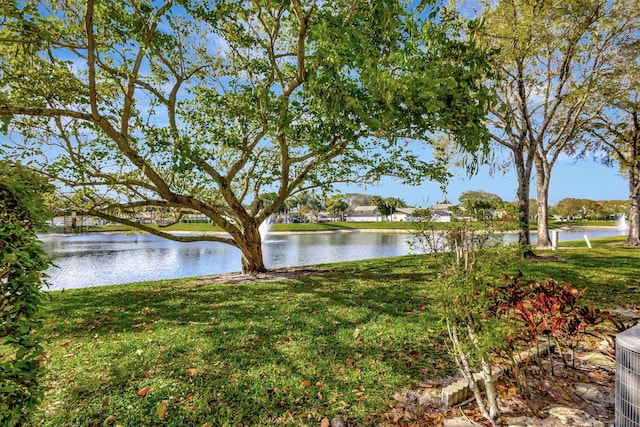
[346,205,420,222]
[391,207,417,222]
[429,203,455,222]
[50,215,104,227]
[345,205,380,222]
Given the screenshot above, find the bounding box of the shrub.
[0,161,52,426]
[410,218,515,427]
[412,210,618,424]
[489,273,611,371]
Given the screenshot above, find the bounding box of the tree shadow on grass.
[38,255,454,425]
[40,248,638,425]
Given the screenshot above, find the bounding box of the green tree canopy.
[325,194,350,221]
[554,198,602,220]
[371,195,406,219]
[598,200,629,219]
[0,0,493,273]
[476,0,639,252]
[458,190,502,220]
[580,16,640,244]
[344,193,374,208]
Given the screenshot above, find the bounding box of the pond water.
[40,227,627,290]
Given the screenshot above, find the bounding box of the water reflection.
[40,228,626,291]
[41,233,242,290]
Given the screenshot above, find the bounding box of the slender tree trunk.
[535,160,552,248]
[628,168,640,246]
[626,123,640,245]
[481,351,501,423]
[513,148,534,255]
[447,322,499,427]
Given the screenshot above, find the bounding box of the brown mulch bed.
[388,321,630,427]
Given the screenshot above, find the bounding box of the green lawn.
[30,237,639,426]
[548,219,618,228]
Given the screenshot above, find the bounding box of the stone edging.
[441,341,555,407]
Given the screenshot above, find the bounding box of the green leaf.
[0,114,12,134]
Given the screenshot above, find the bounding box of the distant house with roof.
[391,207,418,222]
[345,205,420,222]
[346,205,380,222]
[429,203,455,222]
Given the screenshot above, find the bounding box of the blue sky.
[4,1,629,210]
[341,156,629,207]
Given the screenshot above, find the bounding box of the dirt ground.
[390,318,634,427]
[191,266,327,285]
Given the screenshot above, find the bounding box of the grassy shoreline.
[43,219,620,235]
[29,236,638,426]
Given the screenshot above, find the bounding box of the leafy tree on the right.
[580,24,640,245]
[474,0,640,253]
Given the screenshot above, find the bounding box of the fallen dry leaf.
[301,379,311,388]
[186,367,199,376]
[157,400,168,419]
[101,396,110,407]
[320,418,330,427]
[137,386,151,397]
[104,414,116,423]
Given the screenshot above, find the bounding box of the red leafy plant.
[488,272,612,372]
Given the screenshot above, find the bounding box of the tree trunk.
[628,168,640,246]
[536,199,551,248]
[535,165,552,248]
[536,179,551,248]
[238,221,267,275]
[513,148,534,256]
[447,322,499,427]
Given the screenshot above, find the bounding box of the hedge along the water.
[0,161,52,426]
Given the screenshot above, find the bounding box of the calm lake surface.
[40,227,627,290]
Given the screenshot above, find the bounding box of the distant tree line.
[551,198,629,221]
[269,192,408,223]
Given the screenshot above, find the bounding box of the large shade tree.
[477,0,638,251]
[582,22,640,245]
[0,0,492,274]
